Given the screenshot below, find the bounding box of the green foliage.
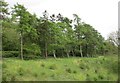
[2,51,19,58]
[65,68,72,73]
[23,43,40,55]
[1,1,118,81]
[2,1,118,59]
[18,67,24,76]
[73,70,77,74]
[2,27,20,51]
[41,63,45,67]
[0,0,9,18]
[49,64,57,70]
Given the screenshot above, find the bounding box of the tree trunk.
[66,51,69,58]
[45,43,48,58]
[86,44,89,57]
[80,45,83,57]
[61,49,64,57]
[53,50,56,59]
[20,33,23,60]
[72,50,75,57]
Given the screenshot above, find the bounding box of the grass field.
[2,55,118,81]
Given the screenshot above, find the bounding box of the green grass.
[2,55,118,81]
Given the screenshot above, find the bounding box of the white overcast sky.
[5,0,119,39]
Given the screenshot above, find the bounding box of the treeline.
[1,1,118,59]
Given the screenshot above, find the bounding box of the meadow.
[2,55,118,81]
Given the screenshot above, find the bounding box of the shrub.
[103,58,105,61]
[10,75,16,81]
[33,72,38,77]
[2,63,7,68]
[98,75,104,80]
[50,74,55,77]
[23,44,41,56]
[41,72,45,76]
[41,63,45,67]
[73,70,77,74]
[93,77,98,81]
[2,51,19,58]
[79,63,89,70]
[80,66,84,69]
[86,73,89,77]
[49,64,57,70]
[64,64,67,67]
[66,68,72,73]
[18,67,24,76]
[2,75,7,81]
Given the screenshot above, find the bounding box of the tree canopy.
[1,1,118,59]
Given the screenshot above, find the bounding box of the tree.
[48,21,61,58]
[107,31,118,46]
[1,1,116,60]
[2,23,20,51]
[0,0,9,20]
[61,17,74,57]
[81,23,104,57]
[12,3,37,60]
[73,14,83,57]
[37,10,52,58]
[1,1,20,51]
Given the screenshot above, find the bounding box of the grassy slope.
[2,55,118,81]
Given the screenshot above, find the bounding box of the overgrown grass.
[2,55,118,81]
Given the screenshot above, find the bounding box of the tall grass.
[2,55,118,81]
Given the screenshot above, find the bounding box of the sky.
[5,0,119,39]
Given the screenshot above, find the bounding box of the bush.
[2,51,19,58]
[23,54,41,60]
[49,64,57,70]
[33,72,38,77]
[23,44,41,60]
[41,72,45,76]
[23,44,40,56]
[66,68,72,73]
[79,64,86,70]
[41,63,45,67]
[79,63,89,70]
[18,67,24,76]
[50,74,55,77]
[10,75,16,81]
[94,69,98,73]
[2,63,7,68]
[98,74,104,80]
[73,70,77,74]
